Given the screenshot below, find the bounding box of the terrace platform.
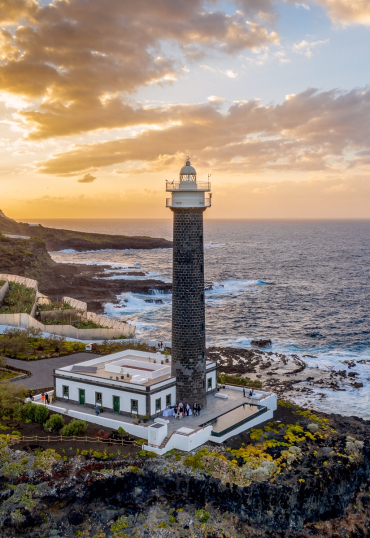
[165,387,272,437]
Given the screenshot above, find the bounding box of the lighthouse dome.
[180,160,196,176]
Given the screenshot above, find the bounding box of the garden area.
[0,282,36,314]
[0,328,155,360]
[0,381,142,458]
[217,371,262,389]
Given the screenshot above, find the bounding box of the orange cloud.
[316,0,370,25]
[37,88,370,176]
[0,0,279,139]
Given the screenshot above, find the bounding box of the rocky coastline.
[1,404,370,538]
[0,212,172,311]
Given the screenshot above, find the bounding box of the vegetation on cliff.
[0,210,172,251]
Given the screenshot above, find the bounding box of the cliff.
[0,234,171,310]
[0,210,172,251]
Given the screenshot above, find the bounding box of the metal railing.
[166,181,211,191]
[166,198,211,208]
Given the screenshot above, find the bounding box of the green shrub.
[195,509,210,523]
[60,419,87,436]
[44,414,65,433]
[22,402,37,422]
[0,282,36,315]
[34,405,49,424]
[217,372,262,389]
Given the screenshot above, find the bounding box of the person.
[186,403,190,416]
[45,393,49,404]
[160,341,163,348]
[193,403,197,416]
[243,387,246,397]
[95,404,100,416]
[197,403,201,416]
[249,389,253,398]
[29,391,34,402]
[174,404,178,418]
[41,392,45,405]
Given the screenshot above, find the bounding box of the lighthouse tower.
[166,159,212,408]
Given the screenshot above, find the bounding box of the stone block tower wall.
[171,208,207,408]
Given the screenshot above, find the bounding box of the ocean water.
[29,218,370,417]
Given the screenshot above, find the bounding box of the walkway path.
[6,352,100,390]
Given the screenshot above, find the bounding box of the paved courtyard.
[165,389,262,435]
[7,352,100,390]
[48,387,263,435]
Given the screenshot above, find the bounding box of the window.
[131,399,138,413]
[156,398,161,411]
[208,378,212,390]
[166,394,171,407]
[62,385,69,398]
[95,392,102,405]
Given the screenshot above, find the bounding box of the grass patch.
[0,370,19,381]
[218,372,262,389]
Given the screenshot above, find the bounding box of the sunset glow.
[1,0,370,219]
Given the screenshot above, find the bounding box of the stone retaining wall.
[0,281,9,303]
[0,312,135,340]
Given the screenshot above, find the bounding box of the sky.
[0,0,370,219]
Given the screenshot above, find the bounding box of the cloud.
[0,0,279,140]
[37,87,370,176]
[292,39,329,58]
[315,0,370,25]
[77,173,96,183]
[0,0,38,24]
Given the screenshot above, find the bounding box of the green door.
[113,396,120,413]
[79,389,85,405]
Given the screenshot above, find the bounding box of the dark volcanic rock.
[0,231,171,311]
[251,339,272,348]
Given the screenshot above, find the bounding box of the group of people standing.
[173,402,201,419]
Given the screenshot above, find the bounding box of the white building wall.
[150,385,176,415]
[55,377,147,415]
[206,370,217,392]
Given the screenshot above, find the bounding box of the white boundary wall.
[225,386,277,411]
[209,409,274,444]
[0,281,9,302]
[0,312,135,339]
[0,274,38,291]
[62,297,87,312]
[68,410,149,440]
[143,425,213,455]
[0,274,38,317]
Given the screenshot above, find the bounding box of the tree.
[0,381,27,416]
[1,328,28,358]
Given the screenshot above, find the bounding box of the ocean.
[28,218,370,417]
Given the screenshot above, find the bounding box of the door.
[113,396,120,413]
[79,389,85,405]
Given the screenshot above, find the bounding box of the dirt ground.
[2,412,142,458]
